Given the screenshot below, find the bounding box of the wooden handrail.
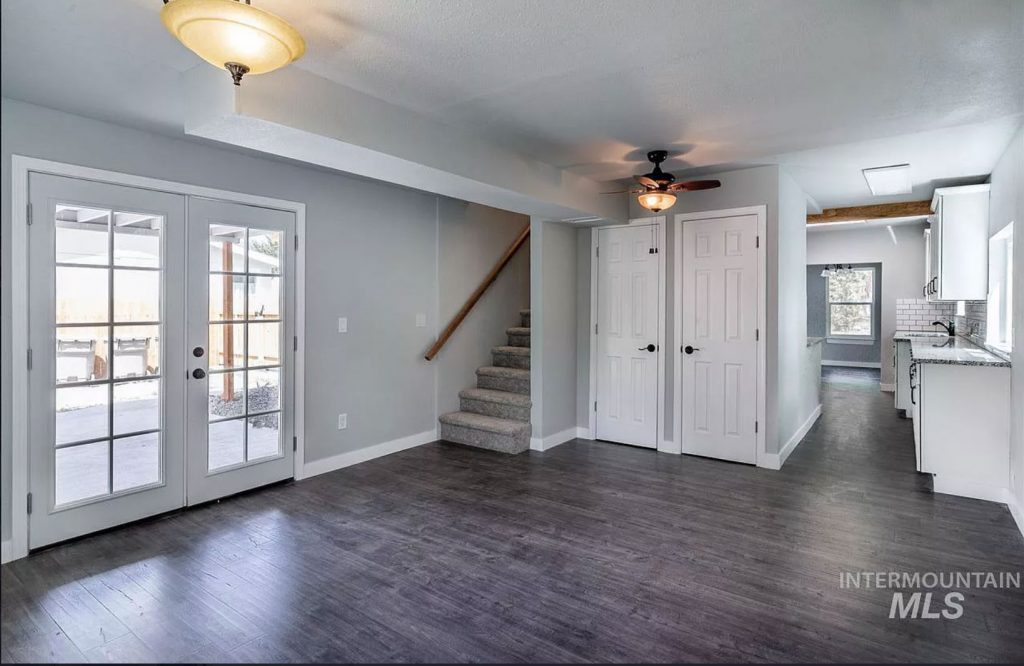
[425,224,531,361]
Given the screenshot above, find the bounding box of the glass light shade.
[637,191,677,213]
[161,0,305,77]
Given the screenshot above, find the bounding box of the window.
[987,222,1013,351]
[827,267,875,340]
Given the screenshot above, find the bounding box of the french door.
[185,198,295,505]
[26,174,295,549]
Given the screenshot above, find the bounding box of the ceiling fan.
[605,150,721,212]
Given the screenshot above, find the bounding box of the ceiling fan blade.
[601,189,630,195]
[634,175,659,188]
[670,179,722,191]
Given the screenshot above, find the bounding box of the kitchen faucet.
[931,320,955,336]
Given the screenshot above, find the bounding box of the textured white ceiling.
[3,0,1022,207]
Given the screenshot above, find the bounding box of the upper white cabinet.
[925,184,990,301]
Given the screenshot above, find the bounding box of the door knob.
[192,346,205,358]
[638,344,656,352]
[683,345,700,354]
[192,368,206,379]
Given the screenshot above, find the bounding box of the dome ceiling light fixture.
[161,0,306,86]
[602,150,722,213]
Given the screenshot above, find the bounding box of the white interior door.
[27,174,186,548]
[679,214,759,464]
[185,198,295,505]
[595,224,660,448]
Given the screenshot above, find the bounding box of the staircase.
[439,309,531,454]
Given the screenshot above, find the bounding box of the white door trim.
[673,206,768,467]
[7,155,307,562]
[587,216,667,451]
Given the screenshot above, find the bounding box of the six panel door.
[679,214,759,464]
[595,224,660,448]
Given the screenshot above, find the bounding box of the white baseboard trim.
[822,360,882,368]
[530,427,577,452]
[760,403,822,470]
[1007,492,1024,541]
[1,539,12,564]
[658,438,681,454]
[575,427,594,440]
[302,429,437,479]
[879,383,895,392]
[932,476,1009,504]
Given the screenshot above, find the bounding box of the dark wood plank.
[3,378,1023,662]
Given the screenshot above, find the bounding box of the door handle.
[683,345,700,354]
[192,368,206,379]
[638,344,656,352]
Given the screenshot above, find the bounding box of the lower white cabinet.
[894,340,912,413]
[915,362,1011,501]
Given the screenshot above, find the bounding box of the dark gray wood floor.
[3,380,1023,663]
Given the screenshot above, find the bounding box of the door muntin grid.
[52,204,165,510]
[206,225,283,473]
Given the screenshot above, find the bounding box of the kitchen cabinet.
[924,184,990,301]
[913,361,1010,501]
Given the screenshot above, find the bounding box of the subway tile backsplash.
[895,298,956,331]
[896,298,988,344]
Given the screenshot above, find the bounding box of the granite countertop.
[807,337,824,347]
[907,335,1011,368]
[892,330,950,342]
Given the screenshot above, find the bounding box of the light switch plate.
[337,317,348,333]
[337,413,347,430]
[415,313,427,328]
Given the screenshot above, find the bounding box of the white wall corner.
[1,539,12,565]
[531,427,577,452]
[575,427,594,440]
[1007,492,1024,542]
[761,403,821,470]
[302,429,436,479]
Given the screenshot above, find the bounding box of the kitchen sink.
[903,332,951,338]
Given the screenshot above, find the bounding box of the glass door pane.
[186,198,294,506]
[28,173,186,549]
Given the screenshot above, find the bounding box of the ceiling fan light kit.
[629,150,722,213]
[161,0,305,86]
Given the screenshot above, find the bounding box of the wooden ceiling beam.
[807,200,932,224]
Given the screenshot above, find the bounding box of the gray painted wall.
[807,263,883,365]
[0,98,529,543]
[530,219,578,439]
[807,222,927,386]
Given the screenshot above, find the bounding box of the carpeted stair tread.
[477,366,529,380]
[492,345,530,356]
[439,411,532,435]
[459,387,532,407]
[506,327,531,336]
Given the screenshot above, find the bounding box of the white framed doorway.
[9,156,306,560]
[673,206,767,466]
[588,217,666,450]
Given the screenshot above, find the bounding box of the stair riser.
[440,422,529,454]
[507,333,531,347]
[491,351,530,369]
[521,312,531,327]
[478,374,530,395]
[460,397,531,421]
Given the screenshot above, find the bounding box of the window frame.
[826,266,876,343]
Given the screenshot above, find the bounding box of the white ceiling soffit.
[183,66,625,223]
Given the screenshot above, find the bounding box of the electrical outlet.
[337,317,348,333]
[337,413,347,430]
[415,313,427,328]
